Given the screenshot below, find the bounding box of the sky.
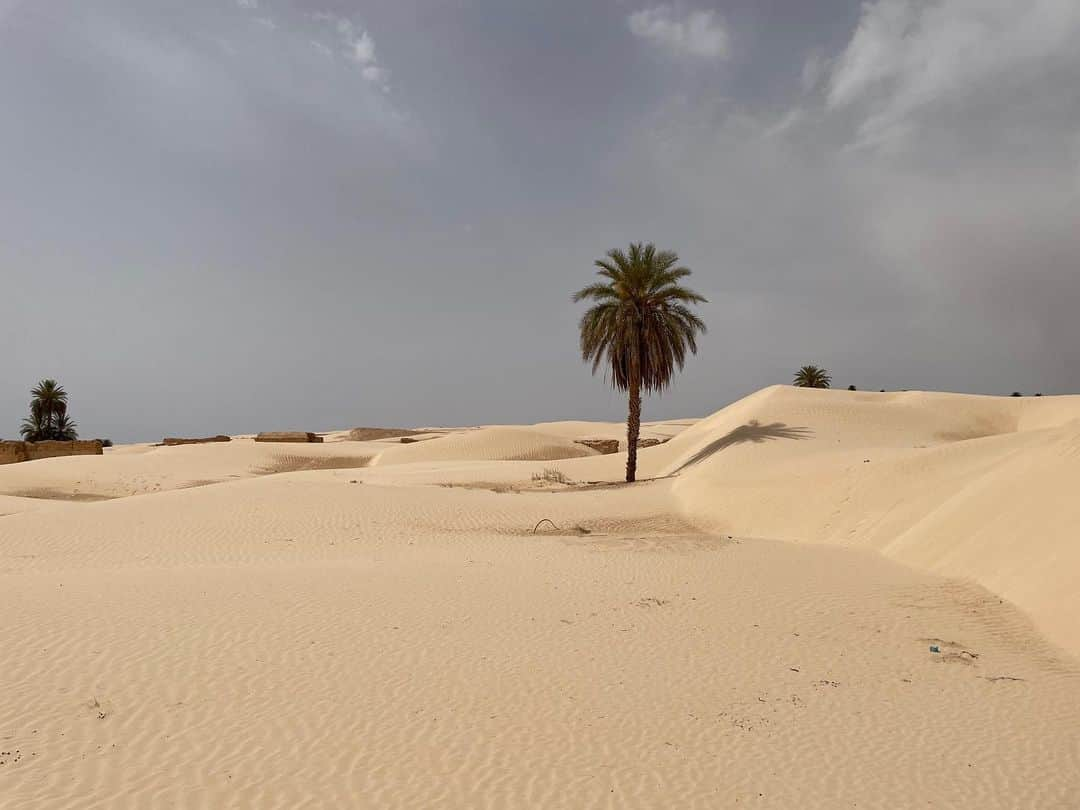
[1,0,1078,442]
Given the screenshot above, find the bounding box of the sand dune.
[642,386,1080,654]
[2,388,1079,808]
[0,438,374,506]
[371,426,600,466]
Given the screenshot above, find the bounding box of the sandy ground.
[1,388,1078,808]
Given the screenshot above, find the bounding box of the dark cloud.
[1,0,1077,441]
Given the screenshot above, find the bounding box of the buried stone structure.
[0,439,104,465]
[162,435,232,446]
[254,431,324,443]
[573,437,669,455]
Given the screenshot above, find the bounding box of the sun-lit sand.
[2,386,1079,808]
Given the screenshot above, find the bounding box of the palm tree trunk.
[625,372,641,483]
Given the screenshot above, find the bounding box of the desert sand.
[2,386,1079,808]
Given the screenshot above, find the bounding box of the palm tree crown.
[19,379,78,441]
[574,242,706,481]
[793,365,831,389]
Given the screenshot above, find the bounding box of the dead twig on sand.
[531,518,591,535]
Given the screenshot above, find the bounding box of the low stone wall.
[575,439,620,454]
[637,438,668,449]
[0,441,28,465]
[254,432,324,443]
[0,439,104,465]
[574,437,670,455]
[163,435,231,446]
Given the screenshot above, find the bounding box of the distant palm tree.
[19,379,78,441]
[52,412,79,441]
[19,408,48,441]
[793,365,831,389]
[574,242,707,482]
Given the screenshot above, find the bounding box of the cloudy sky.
[2,0,1078,441]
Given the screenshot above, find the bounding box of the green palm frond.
[573,242,708,395]
[53,413,79,441]
[20,412,47,441]
[793,365,831,389]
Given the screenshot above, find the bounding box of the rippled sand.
[2,388,1079,807]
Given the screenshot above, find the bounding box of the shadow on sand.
[672,420,813,474]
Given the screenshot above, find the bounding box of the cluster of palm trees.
[19,379,79,441]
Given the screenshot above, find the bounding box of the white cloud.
[828,0,1080,148]
[609,0,1080,393]
[361,65,387,84]
[311,11,390,88]
[350,31,376,65]
[763,107,804,138]
[255,17,276,30]
[627,5,729,61]
[800,49,829,93]
[236,0,257,8]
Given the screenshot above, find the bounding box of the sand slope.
[3,474,1079,808]
[640,387,1080,654]
[0,439,375,506]
[1,388,1079,808]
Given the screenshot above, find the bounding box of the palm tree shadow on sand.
[672,420,813,474]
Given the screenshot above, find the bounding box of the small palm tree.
[793,365,831,389]
[574,242,707,482]
[19,379,77,441]
[52,412,79,441]
[19,407,48,441]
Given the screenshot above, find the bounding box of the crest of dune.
[371,427,599,466]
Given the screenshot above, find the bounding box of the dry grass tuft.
[531,467,572,485]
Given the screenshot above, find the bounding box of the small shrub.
[532,467,571,485]
[100,439,113,448]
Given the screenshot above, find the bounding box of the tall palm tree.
[19,379,75,441]
[793,365,831,389]
[574,242,707,482]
